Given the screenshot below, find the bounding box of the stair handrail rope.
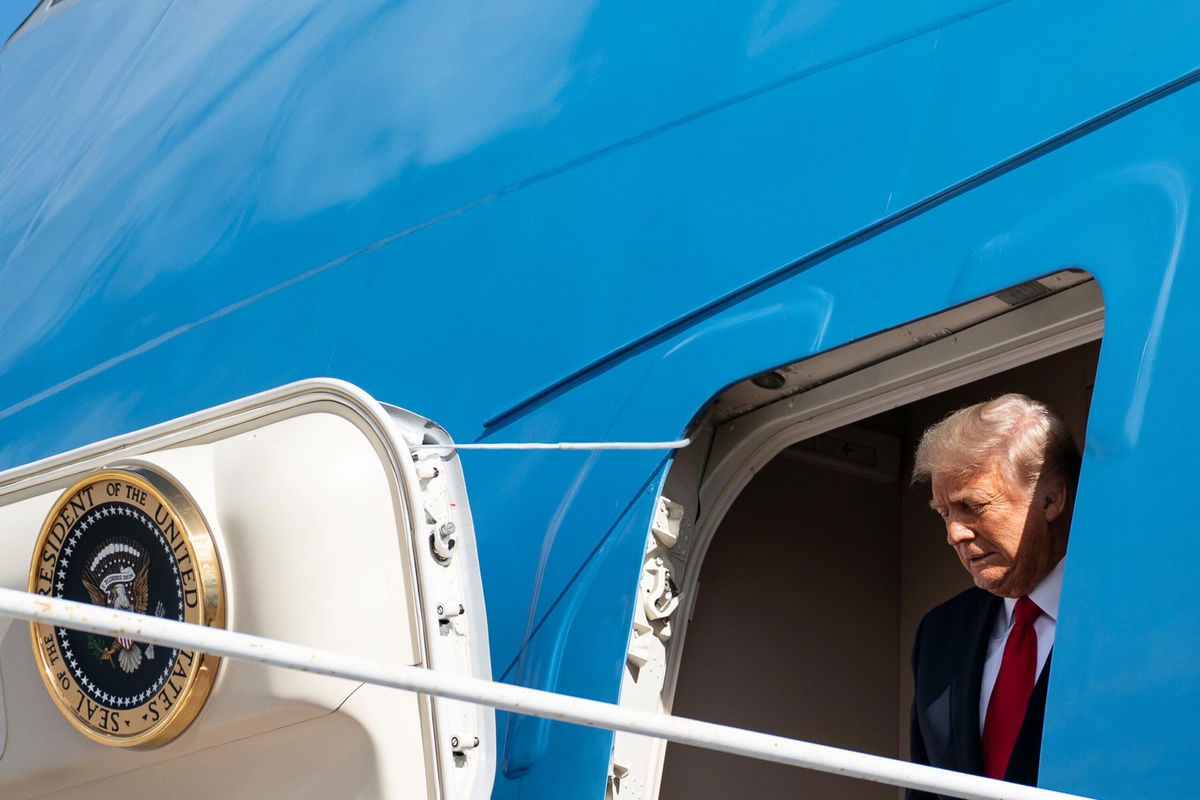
[0,588,1092,800]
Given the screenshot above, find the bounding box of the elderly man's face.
[929,460,1067,597]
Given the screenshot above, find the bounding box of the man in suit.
[908,393,1081,798]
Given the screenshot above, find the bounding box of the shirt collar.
[1001,557,1065,623]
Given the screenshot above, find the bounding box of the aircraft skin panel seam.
[0,5,1060,430]
[1,16,1193,441]
[480,65,1200,433]
[496,453,674,683]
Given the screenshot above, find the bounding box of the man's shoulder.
[919,585,995,632]
[912,586,997,670]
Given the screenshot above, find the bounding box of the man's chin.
[970,567,1008,595]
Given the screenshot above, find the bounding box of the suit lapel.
[951,591,1001,775]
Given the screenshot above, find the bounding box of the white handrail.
[0,588,1091,800]
[407,439,691,450]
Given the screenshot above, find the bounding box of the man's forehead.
[929,466,1004,502]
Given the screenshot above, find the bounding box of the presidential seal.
[28,466,225,747]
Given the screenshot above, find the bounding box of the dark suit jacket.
[907,587,1051,800]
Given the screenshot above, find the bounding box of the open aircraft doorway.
[608,270,1103,799]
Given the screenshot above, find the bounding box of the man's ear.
[1041,478,1068,523]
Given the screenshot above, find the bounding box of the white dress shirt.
[978,558,1064,733]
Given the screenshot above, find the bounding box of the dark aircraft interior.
[660,339,1100,799]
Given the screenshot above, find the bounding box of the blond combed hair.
[912,393,1081,496]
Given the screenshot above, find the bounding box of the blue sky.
[1,0,38,41]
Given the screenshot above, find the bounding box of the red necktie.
[981,596,1042,780]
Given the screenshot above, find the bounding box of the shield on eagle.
[81,537,151,673]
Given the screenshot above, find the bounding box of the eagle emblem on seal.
[30,468,225,747]
[81,537,151,673]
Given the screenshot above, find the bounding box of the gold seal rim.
[27,466,226,748]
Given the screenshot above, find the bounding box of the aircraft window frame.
[609,271,1103,799]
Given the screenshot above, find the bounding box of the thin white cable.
[0,588,1091,800]
[408,439,691,451]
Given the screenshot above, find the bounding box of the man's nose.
[945,519,974,545]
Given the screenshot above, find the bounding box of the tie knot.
[1013,596,1042,626]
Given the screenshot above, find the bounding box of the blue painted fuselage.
[3,2,1200,796]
